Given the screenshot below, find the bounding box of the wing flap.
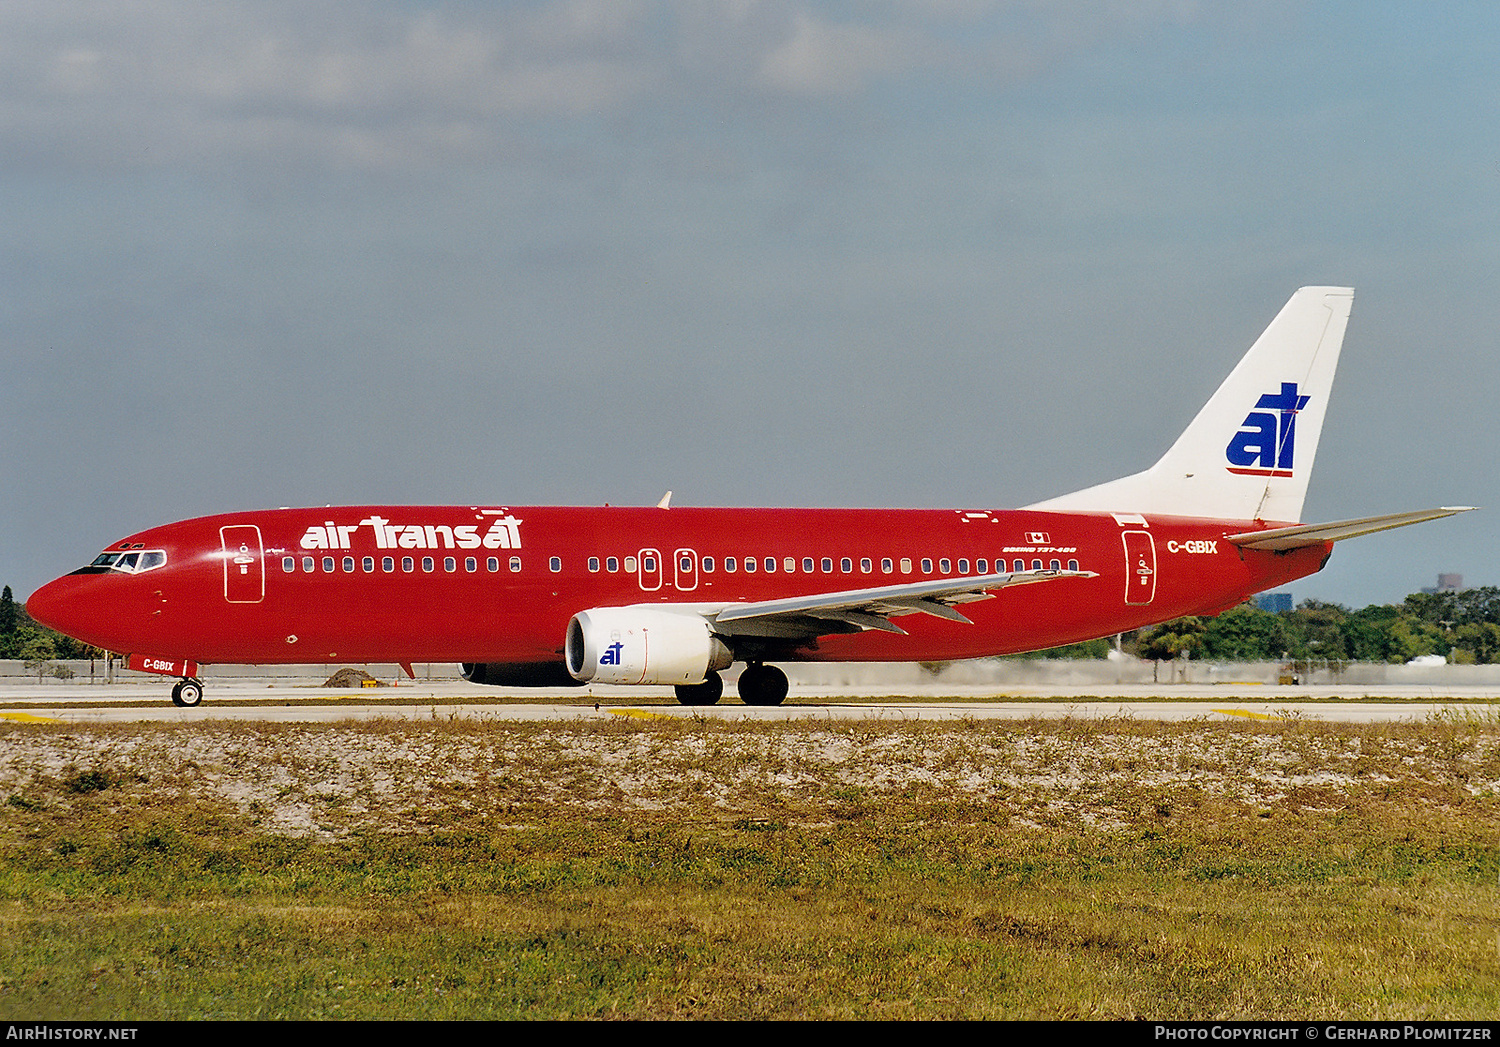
[710,569,1095,637]
[1225,507,1476,551]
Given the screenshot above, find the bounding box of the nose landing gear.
[170,678,204,707]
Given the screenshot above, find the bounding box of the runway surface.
[3,676,1496,724]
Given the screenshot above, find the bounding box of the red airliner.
[26,288,1470,707]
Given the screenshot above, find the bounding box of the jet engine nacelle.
[565,607,732,685]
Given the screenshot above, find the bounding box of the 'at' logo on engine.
[1226,382,1309,477]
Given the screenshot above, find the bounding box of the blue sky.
[3,1,1496,608]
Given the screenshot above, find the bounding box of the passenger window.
[402,557,414,572]
[900,558,912,574]
[1031,559,1042,571]
[465,557,477,572]
[861,558,872,573]
[940,558,951,574]
[680,555,692,572]
[703,556,714,572]
[588,557,600,572]
[881,558,893,573]
[724,557,736,572]
[1049,559,1061,570]
[643,555,655,571]
[549,556,561,572]
[802,557,814,573]
[383,556,395,573]
[323,557,335,573]
[957,559,969,574]
[765,557,776,573]
[921,558,933,573]
[302,556,314,573]
[1068,559,1079,571]
[342,556,355,573]
[364,556,375,573]
[744,557,756,573]
[487,556,499,572]
[976,558,988,573]
[1014,560,1025,573]
[444,557,456,572]
[625,556,638,572]
[509,556,521,572]
[840,557,851,573]
[784,557,795,573]
[282,557,295,573]
[606,557,619,572]
[421,556,434,572]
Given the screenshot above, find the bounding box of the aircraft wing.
[707,569,1096,638]
[1225,507,1476,551]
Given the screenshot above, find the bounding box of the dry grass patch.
[0,715,1497,1018]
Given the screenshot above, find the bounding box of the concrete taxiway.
[2,673,1496,725]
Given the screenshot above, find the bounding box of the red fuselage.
[26,504,1329,668]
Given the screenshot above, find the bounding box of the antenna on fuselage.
[656,491,672,509]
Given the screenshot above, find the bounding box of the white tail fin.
[1026,286,1354,523]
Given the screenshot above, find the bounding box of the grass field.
[1,713,1498,1019]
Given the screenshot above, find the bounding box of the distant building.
[1421,573,1464,594]
[1255,592,1293,614]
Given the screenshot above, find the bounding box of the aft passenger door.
[1121,530,1156,606]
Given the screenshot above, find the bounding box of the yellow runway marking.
[1213,708,1277,721]
[0,712,61,723]
[609,708,678,721]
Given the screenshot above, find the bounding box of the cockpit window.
[87,549,167,574]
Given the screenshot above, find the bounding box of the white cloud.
[0,1,1219,170]
[757,12,927,95]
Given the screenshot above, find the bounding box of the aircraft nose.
[26,574,112,648]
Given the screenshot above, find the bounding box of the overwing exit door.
[673,548,698,591]
[637,548,662,591]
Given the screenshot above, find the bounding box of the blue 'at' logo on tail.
[1225,382,1310,477]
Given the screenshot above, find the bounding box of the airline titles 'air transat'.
[26,288,1472,707]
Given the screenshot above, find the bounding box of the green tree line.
[0,585,95,662]
[1027,587,1500,664]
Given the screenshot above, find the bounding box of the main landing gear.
[170,678,205,708]
[671,663,790,707]
[737,663,789,707]
[674,672,724,706]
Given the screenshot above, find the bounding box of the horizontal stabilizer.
[1225,507,1476,551]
